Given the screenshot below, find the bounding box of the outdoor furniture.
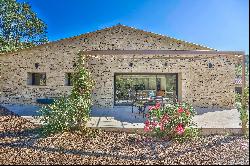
[154,96,164,104]
[132,97,159,118]
[36,98,55,104]
[156,90,165,97]
[134,101,145,115]
[131,89,175,117]
[131,89,148,113]
[140,96,169,117]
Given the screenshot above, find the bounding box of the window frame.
[65,73,73,86]
[27,72,47,86]
[114,73,178,106]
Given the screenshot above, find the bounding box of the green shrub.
[39,53,94,136]
[235,93,242,103]
[39,97,75,136]
[236,87,249,137]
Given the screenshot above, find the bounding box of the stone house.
[0,24,244,108]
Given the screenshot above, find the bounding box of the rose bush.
[144,102,199,142]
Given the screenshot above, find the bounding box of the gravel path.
[0,108,249,165]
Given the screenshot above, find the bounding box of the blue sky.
[18,0,249,54]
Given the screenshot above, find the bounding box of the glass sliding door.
[114,73,178,105]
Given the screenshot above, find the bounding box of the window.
[27,73,46,86]
[114,73,178,105]
[65,73,73,86]
[235,87,242,94]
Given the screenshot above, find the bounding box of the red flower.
[161,114,169,123]
[144,125,151,132]
[177,107,184,113]
[145,113,150,118]
[151,121,158,127]
[144,120,150,125]
[149,106,156,111]
[159,123,164,131]
[176,124,185,135]
[155,102,161,109]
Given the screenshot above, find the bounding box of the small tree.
[39,53,94,136]
[70,54,95,130]
[0,0,48,53]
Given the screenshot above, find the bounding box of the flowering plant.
[144,102,199,142]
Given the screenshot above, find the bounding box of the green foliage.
[235,56,249,83]
[236,87,249,137]
[70,55,95,129]
[39,53,94,136]
[0,0,48,53]
[144,102,199,143]
[242,87,249,108]
[235,93,242,103]
[115,77,135,101]
[173,125,200,143]
[39,97,74,136]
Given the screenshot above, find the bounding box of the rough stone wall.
[87,54,237,108]
[0,25,237,108]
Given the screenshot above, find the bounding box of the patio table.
[134,99,157,118]
[141,96,171,117]
[131,95,169,117]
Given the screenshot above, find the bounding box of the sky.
[18,0,249,54]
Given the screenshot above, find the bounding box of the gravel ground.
[0,107,249,165]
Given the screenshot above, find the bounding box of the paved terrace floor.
[1,104,244,135]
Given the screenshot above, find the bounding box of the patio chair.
[131,91,146,115]
[155,96,164,104]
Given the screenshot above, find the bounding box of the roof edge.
[0,24,119,56]
[117,24,216,51]
[0,23,220,56]
[80,50,245,56]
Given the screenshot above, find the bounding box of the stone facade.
[0,24,238,108]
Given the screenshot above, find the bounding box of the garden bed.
[0,109,249,165]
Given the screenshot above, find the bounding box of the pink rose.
[144,120,150,125]
[177,107,184,113]
[149,106,156,111]
[161,114,169,123]
[176,124,185,135]
[159,123,164,131]
[155,102,161,109]
[151,121,158,127]
[144,125,151,132]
